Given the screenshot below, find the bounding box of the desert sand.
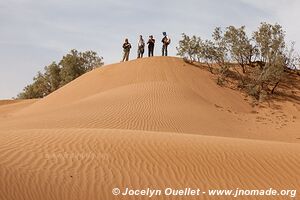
[0,57,299,200]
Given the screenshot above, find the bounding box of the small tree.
[198,40,216,73]
[253,23,285,64]
[177,33,201,62]
[59,49,86,86]
[44,62,61,92]
[211,27,233,83]
[284,42,300,70]
[252,22,286,95]
[81,50,104,71]
[18,49,104,99]
[224,26,254,73]
[59,49,104,86]
[17,72,49,99]
[211,27,228,65]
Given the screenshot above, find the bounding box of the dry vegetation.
[17,49,103,99]
[177,22,300,101]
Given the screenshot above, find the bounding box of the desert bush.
[177,28,231,74]
[177,22,298,100]
[198,40,215,72]
[251,23,286,95]
[211,27,229,67]
[17,72,50,99]
[224,26,254,73]
[284,42,300,70]
[59,49,103,86]
[44,62,61,92]
[177,33,202,62]
[17,49,103,99]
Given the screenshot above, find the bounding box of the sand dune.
[15,57,252,115]
[3,57,300,142]
[0,99,37,119]
[0,57,299,199]
[0,129,299,200]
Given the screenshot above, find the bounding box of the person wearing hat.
[161,32,171,56]
[122,38,132,62]
[147,35,155,57]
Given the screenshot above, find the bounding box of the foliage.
[176,33,202,62]
[251,23,286,95]
[224,26,254,73]
[17,49,103,99]
[177,22,298,100]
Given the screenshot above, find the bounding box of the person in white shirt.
[137,35,145,58]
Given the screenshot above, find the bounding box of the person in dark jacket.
[122,38,131,62]
[147,35,155,57]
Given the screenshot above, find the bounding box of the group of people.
[122,32,171,62]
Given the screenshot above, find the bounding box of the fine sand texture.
[0,57,299,200]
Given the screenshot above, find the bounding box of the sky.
[0,0,299,99]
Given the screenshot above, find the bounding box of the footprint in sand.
[214,104,223,109]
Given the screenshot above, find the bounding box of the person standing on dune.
[137,35,145,58]
[147,35,155,57]
[122,38,132,62]
[161,32,171,56]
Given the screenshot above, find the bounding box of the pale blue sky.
[0,0,299,99]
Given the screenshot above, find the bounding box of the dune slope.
[2,57,299,141]
[0,57,299,200]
